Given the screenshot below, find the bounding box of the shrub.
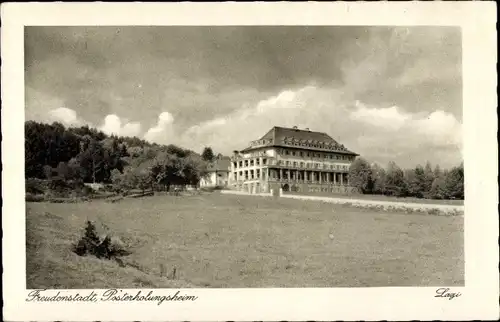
[81,185,94,196]
[26,178,47,195]
[25,193,45,202]
[73,221,131,260]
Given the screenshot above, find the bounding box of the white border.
[2,2,498,321]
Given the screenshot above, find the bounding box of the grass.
[285,190,464,205]
[26,193,464,288]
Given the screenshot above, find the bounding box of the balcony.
[265,158,349,172]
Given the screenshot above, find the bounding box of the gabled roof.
[207,156,231,172]
[240,126,358,155]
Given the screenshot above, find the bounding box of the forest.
[348,157,464,200]
[25,121,212,194]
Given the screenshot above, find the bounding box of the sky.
[25,26,463,168]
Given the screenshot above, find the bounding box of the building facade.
[199,156,230,188]
[229,126,359,194]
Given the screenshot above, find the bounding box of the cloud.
[100,114,142,137]
[122,122,142,137]
[256,89,306,113]
[350,102,411,131]
[348,102,462,165]
[171,86,462,168]
[144,112,175,143]
[414,110,462,147]
[48,107,81,126]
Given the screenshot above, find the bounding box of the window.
[256,159,260,166]
[293,161,297,167]
[307,152,310,157]
[300,162,304,167]
[286,161,290,166]
[263,158,267,165]
[285,150,290,155]
[300,152,303,157]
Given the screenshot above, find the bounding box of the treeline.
[25,121,210,192]
[348,158,464,200]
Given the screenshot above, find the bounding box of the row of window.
[234,158,268,168]
[251,139,273,146]
[307,186,350,193]
[282,141,348,152]
[277,160,349,170]
[233,170,347,182]
[234,169,264,180]
[277,149,354,161]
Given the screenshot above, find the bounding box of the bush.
[25,193,45,202]
[73,221,131,260]
[81,185,94,196]
[25,178,47,195]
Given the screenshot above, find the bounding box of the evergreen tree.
[429,176,448,199]
[444,163,464,199]
[201,147,215,162]
[423,162,435,197]
[406,165,426,198]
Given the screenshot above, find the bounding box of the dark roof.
[240,126,358,155]
[207,156,231,172]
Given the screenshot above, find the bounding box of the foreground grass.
[26,193,464,288]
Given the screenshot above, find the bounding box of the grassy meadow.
[26,192,464,288]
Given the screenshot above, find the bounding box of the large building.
[229,126,359,194]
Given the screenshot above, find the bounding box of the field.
[26,192,464,288]
[286,190,464,206]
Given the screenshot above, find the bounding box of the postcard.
[1,2,498,321]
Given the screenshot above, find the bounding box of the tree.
[433,164,442,178]
[110,168,123,191]
[405,165,426,198]
[429,176,448,199]
[56,162,70,180]
[423,162,435,197]
[348,158,374,194]
[444,163,464,199]
[77,138,109,183]
[201,147,215,162]
[136,169,153,194]
[43,165,53,180]
[68,158,83,182]
[385,161,407,197]
[371,163,387,195]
